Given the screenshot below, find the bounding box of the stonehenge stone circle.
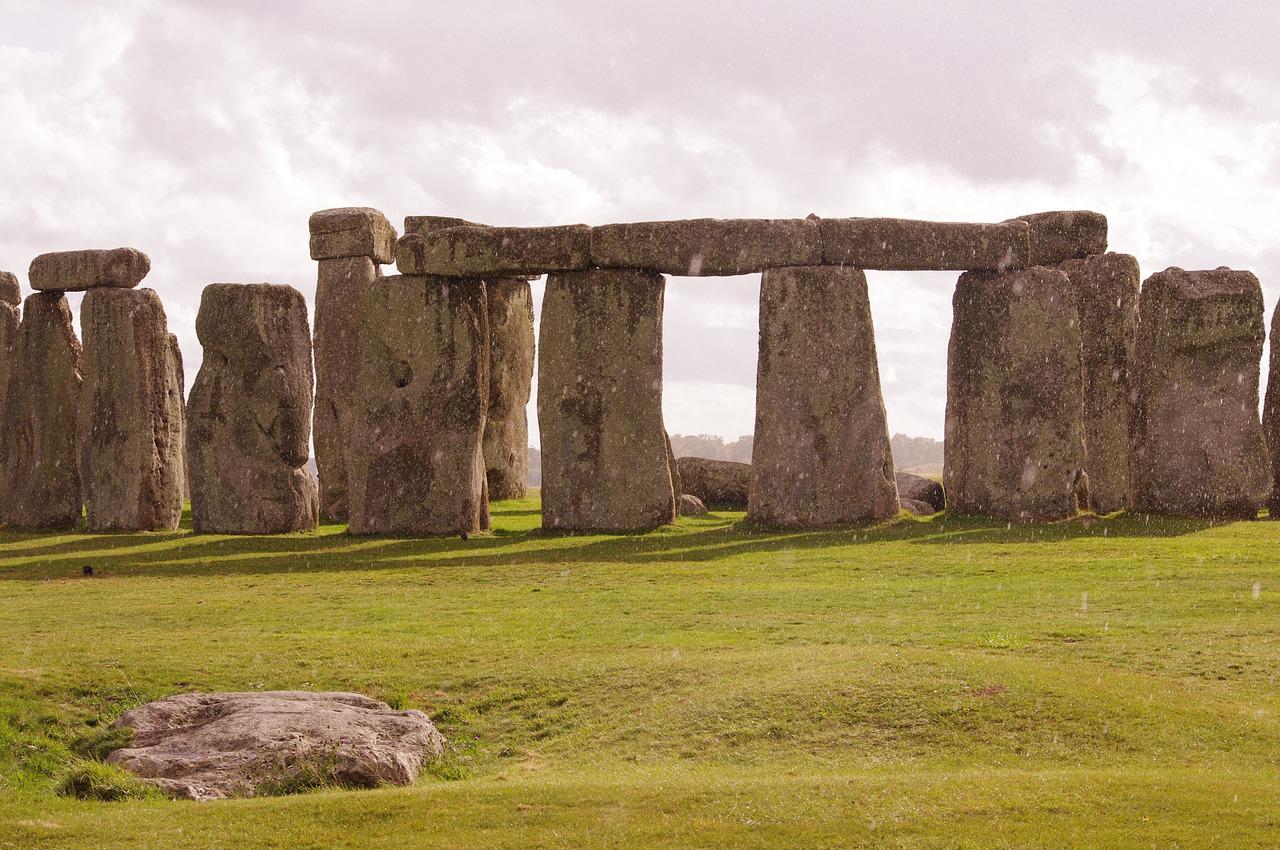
[347,275,490,536]
[0,293,83,529]
[1013,210,1109,266]
[29,248,151,291]
[483,277,535,501]
[1053,252,1140,514]
[819,218,1029,270]
[1131,268,1269,518]
[310,207,397,522]
[944,267,1085,522]
[749,265,899,526]
[676,457,752,508]
[1262,303,1280,516]
[538,268,676,531]
[396,224,591,277]
[77,288,185,531]
[590,218,822,276]
[187,284,318,534]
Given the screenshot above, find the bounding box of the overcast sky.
[2,1,1278,441]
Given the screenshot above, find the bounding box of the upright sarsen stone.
[944,267,1085,522]
[347,275,489,536]
[537,269,676,531]
[187,284,318,534]
[484,278,535,501]
[77,288,184,531]
[1263,303,1280,516]
[1053,253,1140,513]
[0,274,23,503]
[1132,268,1268,518]
[749,266,898,526]
[0,293,83,529]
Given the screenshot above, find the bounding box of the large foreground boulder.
[484,278,535,500]
[676,456,751,507]
[944,267,1085,522]
[1131,268,1269,518]
[106,691,445,801]
[187,284,318,534]
[750,265,899,526]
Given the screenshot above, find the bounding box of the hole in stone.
[390,360,412,388]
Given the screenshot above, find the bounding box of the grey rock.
[1131,267,1268,518]
[484,278,535,501]
[538,269,676,531]
[590,218,822,276]
[1263,302,1280,517]
[402,215,487,235]
[0,270,19,305]
[187,284,318,534]
[900,498,936,516]
[77,289,184,531]
[944,267,1086,522]
[396,224,591,278]
[679,493,708,516]
[165,333,187,507]
[309,207,397,264]
[0,289,20,501]
[895,472,944,512]
[750,265,899,526]
[819,218,1029,271]
[1012,210,1108,265]
[29,248,150,291]
[106,691,445,801]
[676,456,751,507]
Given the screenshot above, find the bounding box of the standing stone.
[77,289,184,531]
[1052,253,1140,513]
[538,269,676,531]
[347,275,489,536]
[0,293,83,529]
[484,278,535,501]
[187,284,318,534]
[310,207,396,522]
[1263,304,1280,517]
[165,334,188,506]
[749,265,898,526]
[944,267,1085,522]
[1132,268,1268,518]
[0,274,22,500]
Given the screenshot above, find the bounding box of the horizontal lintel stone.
[590,218,822,276]
[396,224,591,278]
[819,218,1029,271]
[1011,210,1108,265]
[309,207,396,264]
[29,248,151,292]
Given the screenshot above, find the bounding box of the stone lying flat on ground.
[484,278,535,501]
[309,207,397,264]
[895,472,944,513]
[28,248,150,291]
[1012,210,1108,265]
[187,284,318,534]
[0,271,19,305]
[396,225,591,278]
[679,493,708,516]
[944,267,1085,522]
[106,691,446,801]
[901,498,936,517]
[590,218,822,276]
[538,268,676,531]
[676,456,751,507]
[819,218,1029,271]
[750,265,899,526]
[0,293,83,529]
[1131,267,1269,518]
[348,275,490,536]
[1053,253,1140,514]
[77,288,184,532]
[1263,303,1280,517]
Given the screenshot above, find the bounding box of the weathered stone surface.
[0,270,19,305]
[1012,210,1108,266]
[676,456,751,507]
[313,256,381,522]
[750,266,899,526]
[901,498,936,516]
[944,267,1085,522]
[538,269,676,531]
[819,218,1029,271]
[397,225,591,278]
[895,472,944,513]
[1263,303,1280,517]
[1131,267,1268,518]
[309,207,397,264]
[483,278,535,501]
[1053,253,1139,514]
[187,284,318,534]
[0,293,83,529]
[165,333,187,506]
[29,248,150,291]
[106,691,445,801]
[679,493,709,516]
[402,215,486,235]
[347,275,489,536]
[0,287,20,496]
[77,288,184,531]
[590,218,823,276]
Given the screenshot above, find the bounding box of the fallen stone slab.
[901,498,936,516]
[1131,267,1269,518]
[945,266,1086,522]
[309,207,397,264]
[396,224,591,278]
[484,278,535,501]
[1011,210,1108,265]
[819,218,1029,271]
[679,493,709,516]
[0,270,19,305]
[29,248,150,291]
[106,691,446,801]
[895,472,944,513]
[750,265,899,526]
[676,456,751,507]
[590,218,822,276]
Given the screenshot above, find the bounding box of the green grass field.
[2,496,1279,848]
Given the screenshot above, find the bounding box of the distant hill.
[890,433,944,474]
[669,434,753,463]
